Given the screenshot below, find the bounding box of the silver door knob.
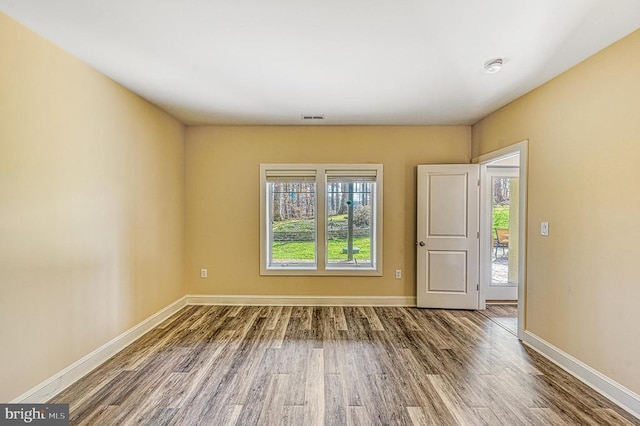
[418,241,425,247]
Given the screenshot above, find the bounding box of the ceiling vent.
[301,114,325,120]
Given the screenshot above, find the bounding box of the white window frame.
[260,164,383,276]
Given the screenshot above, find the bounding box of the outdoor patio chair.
[494,228,509,258]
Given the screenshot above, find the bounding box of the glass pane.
[326,179,375,268]
[268,181,316,267]
[491,176,519,285]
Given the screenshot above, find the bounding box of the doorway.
[415,141,527,339]
[477,141,527,339]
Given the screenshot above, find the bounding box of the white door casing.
[475,140,528,339]
[416,165,479,309]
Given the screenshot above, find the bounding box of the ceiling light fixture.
[484,58,503,74]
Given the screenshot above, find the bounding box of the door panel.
[428,174,468,236]
[417,165,479,309]
[428,251,467,292]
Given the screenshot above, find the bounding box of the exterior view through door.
[416,165,479,309]
[484,164,519,301]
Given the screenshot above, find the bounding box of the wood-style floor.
[482,304,518,336]
[51,306,639,425]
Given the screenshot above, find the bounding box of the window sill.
[261,267,383,277]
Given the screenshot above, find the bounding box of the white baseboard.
[523,331,640,419]
[186,294,416,307]
[11,296,188,404]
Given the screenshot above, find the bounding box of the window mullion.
[267,184,274,267]
[316,171,326,271]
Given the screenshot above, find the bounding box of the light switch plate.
[541,222,549,236]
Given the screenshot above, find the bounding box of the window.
[260,164,383,276]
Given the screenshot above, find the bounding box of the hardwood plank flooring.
[51,306,639,425]
[482,304,518,336]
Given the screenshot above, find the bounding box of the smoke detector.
[484,58,503,74]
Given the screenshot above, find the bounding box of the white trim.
[474,140,528,164]
[523,331,640,420]
[186,294,415,307]
[474,140,528,340]
[11,296,188,404]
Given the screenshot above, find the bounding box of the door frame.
[474,140,528,339]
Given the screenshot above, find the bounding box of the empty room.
[1,1,639,425]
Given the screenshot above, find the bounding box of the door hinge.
[477,231,480,239]
[477,179,480,186]
[477,284,479,291]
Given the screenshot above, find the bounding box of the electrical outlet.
[395,270,402,279]
[200,268,208,278]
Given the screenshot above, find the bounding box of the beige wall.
[7,1,638,403]
[0,14,185,401]
[186,126,470,297]
[472,30,640,394]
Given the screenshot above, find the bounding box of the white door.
[482,166,519,301]
[417,165,479,309]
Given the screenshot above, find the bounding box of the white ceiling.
[2,0,640,125]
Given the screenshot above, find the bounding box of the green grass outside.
[272,218,314,232]
[273,210,506,262]
[271,236,371,262]
[272,215,371,262]
[493,205,510,229]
